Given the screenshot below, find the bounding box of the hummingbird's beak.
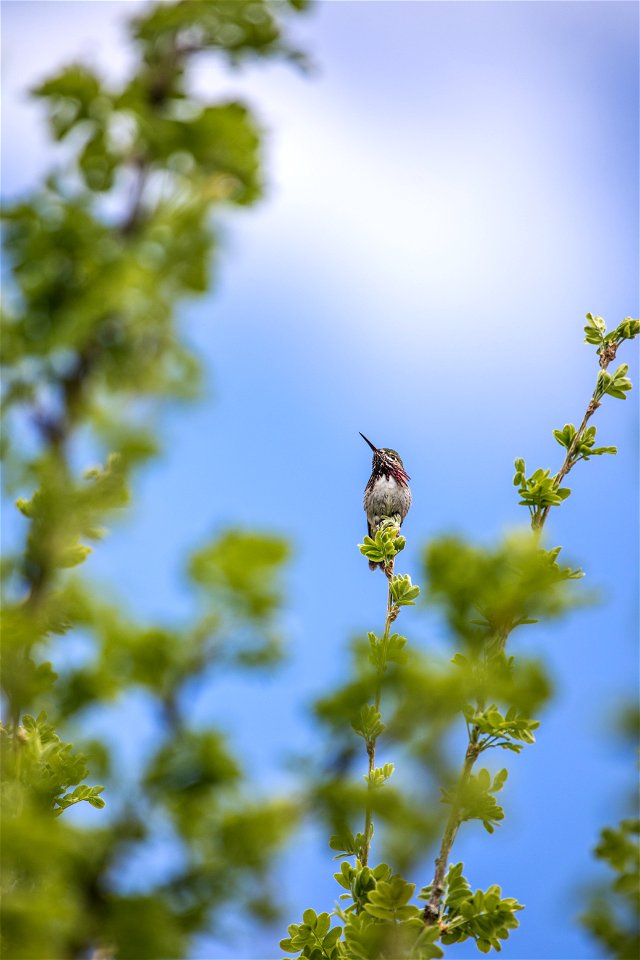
[359,432,378,453]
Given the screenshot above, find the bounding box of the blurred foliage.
[582,818,640,960]
[1,1,307,957]
[581,707,640,960]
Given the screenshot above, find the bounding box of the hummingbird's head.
[359,433,409,479]
[378,447,405,469]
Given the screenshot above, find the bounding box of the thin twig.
[120,157,149,237]
[423,740,479,923]
[361,558,395,868]
[535,342,618,531]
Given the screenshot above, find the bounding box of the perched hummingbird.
[360,433,412,571]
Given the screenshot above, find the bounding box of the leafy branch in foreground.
[1,712,105,817]
[283,314,637,959]
[581,818,640,960]
[1,2,307,957]
[581,706,640,960]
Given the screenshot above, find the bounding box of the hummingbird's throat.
[369,460,410,489]
[389,465,410,486]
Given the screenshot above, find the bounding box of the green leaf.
[390,573,421,606]
[189,530,289,622]
[365,763,394,788]
[323,926,342,949]
[553,424,577,449]
[59,543,93,568]
[79,128,119,192]
[614,317,640,341]
[363,903,394,920]
[351,704,385,741]
[358,519,406,565]
[33,64,104,140]
[386,633,408,664]
[329,832,357,859]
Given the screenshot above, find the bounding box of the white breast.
[376,475,399,498]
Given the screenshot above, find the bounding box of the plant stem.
[362,748,375,869]
[534,342,618,531]
[361,559,396,868]
[375,571,395,711]
[120,157,149,236]
[423,738,479,923]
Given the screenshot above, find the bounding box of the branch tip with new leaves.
[514,314,638,531]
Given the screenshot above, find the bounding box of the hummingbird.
[360,432,412,571]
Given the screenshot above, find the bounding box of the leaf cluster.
[581,818,640,960]
[595,364,633,401]
[583,313,639,355]
[513,314,638,526]
[351,704,385,743]
[365,763,395,789]
[189,530,290,623]
[280,909,342,959]
[337,867,443,959]
[298,858,438,959]
[463,703,540,754]
[421,862,523,953]
[552,423,616,461]
[390,573,420,606]
[13,454,128,590]
[424,533,583,655]
[1,712,103,816]
[359,518,406,568]
[132,0,309,69]
[513,459,571,510]
[441,768,508,835]
[339,910,443,960]
[368,630,407,670]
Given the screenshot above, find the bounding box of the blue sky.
[2,2,638,959]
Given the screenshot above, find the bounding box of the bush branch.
[423,319,637,926]
[534,342,619,531]
[361,558,396,868]
[423,739,479,923]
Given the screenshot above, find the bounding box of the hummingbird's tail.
[368,560,379,572]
